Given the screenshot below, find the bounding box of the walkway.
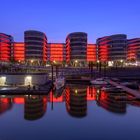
[108,80,140,99]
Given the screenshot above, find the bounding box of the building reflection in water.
[128,95,140,107]
[49,91,64,102]
[0,84,138,119]
[96,90,127,114]
[0,98,13,115]
[87,86,97,101]
[65,85,87,118]
[24,95,47,121]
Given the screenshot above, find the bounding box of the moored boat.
[90,78,108,85]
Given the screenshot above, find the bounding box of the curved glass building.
[127,38,140,61]
[24,30,47,64]
[0,33,13,62]
[97,34,127,63]
[66,32,87,66]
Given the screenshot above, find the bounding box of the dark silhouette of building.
[97,90,126,114]
[66,32,87,66]
[24,30,47,64]
[65,85,87,118]
[24,95,47,120]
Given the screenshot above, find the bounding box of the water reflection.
[0,98,13,115]
[0,84,139,120]
[24,96,47,120]
[65,85,87,117]
[97,90,127,114]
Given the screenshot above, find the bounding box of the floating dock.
[0,81,53,95]
[108,80,140,99]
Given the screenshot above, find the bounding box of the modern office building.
[47,43,66,63]
[0,33,13,62]
[127,38,140,61]
[1,31,140,67]
[24,30,47,64]
[13,42,25,62]
[96,36,110,62]
[66,32,87,66]
[97,34,127,63]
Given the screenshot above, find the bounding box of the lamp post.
[96,60,100,71]
[51,64,54,81]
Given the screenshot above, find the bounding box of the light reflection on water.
[0,84,140,140]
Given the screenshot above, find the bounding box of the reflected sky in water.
[0,85,140,140]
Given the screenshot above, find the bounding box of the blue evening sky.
[0,0,140,43]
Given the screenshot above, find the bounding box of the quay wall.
[0,74,48,86]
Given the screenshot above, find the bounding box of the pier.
[0,81,53,95]
[108,80,140,99]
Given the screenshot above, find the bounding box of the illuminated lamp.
[30,60,34,63]
[0,76,6,86]
[75,60,78,63]
[75,89,78,94]
[25,76,32,86]
[108,61,114,67]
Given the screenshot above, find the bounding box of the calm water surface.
[0,84,140,140]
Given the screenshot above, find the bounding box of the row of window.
[25,37,45,41]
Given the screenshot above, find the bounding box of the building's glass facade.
[24,30,47,63]
[0,33,13,62]
[97,34,127,62]
[0,31,140,66]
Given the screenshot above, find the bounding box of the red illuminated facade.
[97,34,127,62]
[13,97,25,104]
[87,44,97,62]
[97,36,111,62]
[127,38,140,61]
[1,32,140,64]
[0,33,13,62]
[47,43,66,62]
[13,42,25,62]
[87,86,96,100]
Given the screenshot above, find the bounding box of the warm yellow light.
[0,76,6,86]
[53,60,56,64]
[97,89,100,94]
[46,64,50,67]
[25,76,32,86]
[75,60,78,63]
[31,60,34,63]
[108,61,114,67]
[75,89,78,94]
